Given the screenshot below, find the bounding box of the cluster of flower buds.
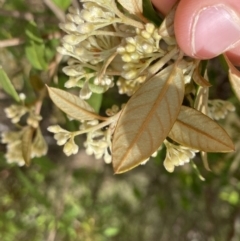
[1,96,47,166]
[208,99,236,120]
[163,140,199,173]
[47,125,79,156]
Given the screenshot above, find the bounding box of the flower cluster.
[81,119,113,164]
[47,125,79,156]
[1,126,47,166]
[1,95,47,166]
[57,1,126,99]
[208,99,235,120]
[163,140,199,173]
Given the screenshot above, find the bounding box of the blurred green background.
[0,0,240,240]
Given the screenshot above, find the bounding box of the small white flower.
[63,138,79,156]
[163,140,198,173]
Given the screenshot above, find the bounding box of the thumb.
[174,0,240,59]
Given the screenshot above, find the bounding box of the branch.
[43,0,65,22]
[0,32,61,48]
[0,38,25,48]
[0,9,34,21]
[0,9,58,24]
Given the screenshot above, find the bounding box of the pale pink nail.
[191,5,240,59]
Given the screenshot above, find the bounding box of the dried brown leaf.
[112,66,185,174]
[168,106,235,152]
[117,0,142,14]
[193,64,211,87]
[224,54,240,101]
[47,86,106,121]
[22,126,34,166]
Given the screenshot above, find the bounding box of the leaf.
[22,126,34,166]
[25,40,47,70]
[86,93,103,113]
[0,66,20,102]
[29,69,45,92]
[112,66,185,174]
[46,86,106,121]
[168,106,235,153]
[51,0,71,10]
[158,5,177,41]
[193,62,211,87]
[142,0,162,25]
[224,54,240,101]
[25,21,43,43]
[118,0,142,14]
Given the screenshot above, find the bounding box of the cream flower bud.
[63,138,79,156]
[27,114,42,128]
[19,93,26,101]
[54,132,71,146]
[145,23,155,34]
[125,44,136,53]
[164,159,175,173]
[104,150,112,164]
[64,78,79,88]
[80,81,92,99]
[1,131,22,143]
[121,53,132,63]
[77,23,95,34]
[63,34,86,45]
[47,125,69,134]
[142,43,153,54]
[60,22,78,32]
[141,30,151,39]
[122,70,138,80]
[130,52,140,61]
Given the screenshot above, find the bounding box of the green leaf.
[51,0,71,10]
[112,66,184,173]
[142,0,162,25]
[168,106,235,152]
[45,39,60,62]
[86,93,103,113]
[0,66,20,102]
[193,62,212,87]
[25,40,48,70]
[104,227,119,237]
[25,21,43,44]
[47,86,106,121]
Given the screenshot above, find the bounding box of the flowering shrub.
[1,0,239,175]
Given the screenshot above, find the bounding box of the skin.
[151,0,240,65]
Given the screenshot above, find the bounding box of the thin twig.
[43,0,65,22]
[0,32,62,49]
[0,38,25,48]
[0,9,58,24]
[0,9,34,21]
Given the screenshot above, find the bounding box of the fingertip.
[151,0,178,16]
[225,43,240,66]
[174,0,240,59]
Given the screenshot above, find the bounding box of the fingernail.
[191,5,240,58]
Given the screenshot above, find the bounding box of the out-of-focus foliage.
[0,0,240,241]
